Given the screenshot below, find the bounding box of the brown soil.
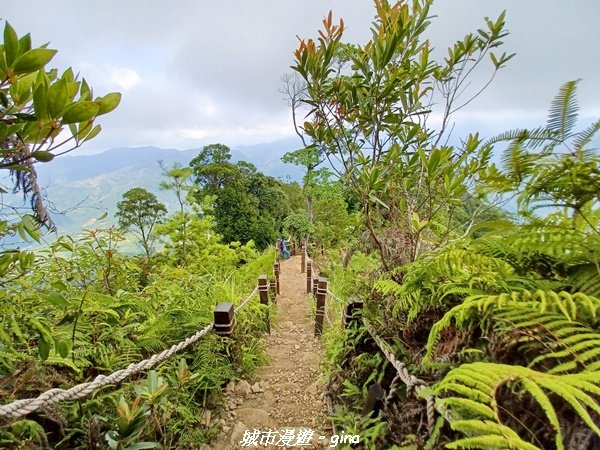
[211,255,331,449]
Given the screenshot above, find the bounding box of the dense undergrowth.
[318,86,600,448]
[2,1,599,449]
[0,228,274,448]
[294,1,600,448]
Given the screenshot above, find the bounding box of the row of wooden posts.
[213,241,362,338]
[213,258,281,336]
[212,243,419,422]
[302,248,364,336]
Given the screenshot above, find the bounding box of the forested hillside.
[1,1,599,449]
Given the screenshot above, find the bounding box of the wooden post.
[343,301,364,328]
[306,260,312,294]
[301,250,306,273]
[258,275,269,305]
[362,384,384,418]
[214,302,235,336]
[274,261,280,295]
[315,277,327,336]
[312,276,319,297]
[258,275,270,333]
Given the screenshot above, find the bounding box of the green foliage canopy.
[116,188,167,259]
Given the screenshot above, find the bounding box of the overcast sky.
[3,1,599,154]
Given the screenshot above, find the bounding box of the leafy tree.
[312,180,353,248]
[352,83,600,448]
[282,213,314,242]
[0,21,120,280]
[292,0,513,272]
[159,162,195,265]
[116,188,167,259]
[189,143,238,193]
[280,73,325,222]
[189,144,289,250]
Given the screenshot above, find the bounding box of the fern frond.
[573,119,600,151]
[568,263,600,297]
[447,420,541,449]
[483,126,557,148]
[434,362,600,450]
[547,80,579,141]
[425,290,600,364]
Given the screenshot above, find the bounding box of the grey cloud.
[1,1,598,153]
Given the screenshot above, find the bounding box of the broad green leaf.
[56,340,69,358]
[80,77,90,98]
[38,337,50,361]
[18,33,32,53]
[32,84,48,119]
[4,22,19,66]
[14,48,57,74]
[96,92,121,115]
[47,77,68,117]
[61,101,99,124]
[83,124,101,142]
[50,280,69,291]
[31,151,55,162]
[45,293,69,308]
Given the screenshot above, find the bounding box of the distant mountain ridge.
[27,137,304,237]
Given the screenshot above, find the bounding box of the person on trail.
[280,236,291,260]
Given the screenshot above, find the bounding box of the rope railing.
[0,286,261,420]
[326,289,344,303]
[322,286,436,433]
[235,286,259,313]
[363,319,435,432]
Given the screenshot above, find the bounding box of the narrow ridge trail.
[212,255,331,449]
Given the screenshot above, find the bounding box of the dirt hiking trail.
[212,255,332,449]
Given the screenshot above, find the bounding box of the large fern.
[425,290,600,364]
[547,79,579,142]
[431,362,600,450]
[494,308,600,374]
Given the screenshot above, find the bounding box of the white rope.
[326,289,344,303]
[364,319,435,432]
[324,304,333,326]
[0,286,260,420]
[235,286,259,313]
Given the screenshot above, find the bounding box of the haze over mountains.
[29,137,304,237]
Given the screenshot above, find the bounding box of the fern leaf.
[572,119,600,151]
[434,363,600,449]
[546,80,579,140]
[519,378,563,449]
[448,420,541,450]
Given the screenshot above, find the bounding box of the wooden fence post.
[258,275,270,334]
[312,276,319,297]
[214,302,235,336]
[362,384,384,418]
[306,260,312,294]
[274,261,280,295]
[315,277,328,336]
[343,301,364,328]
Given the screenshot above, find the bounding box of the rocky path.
[212,255,331,449]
